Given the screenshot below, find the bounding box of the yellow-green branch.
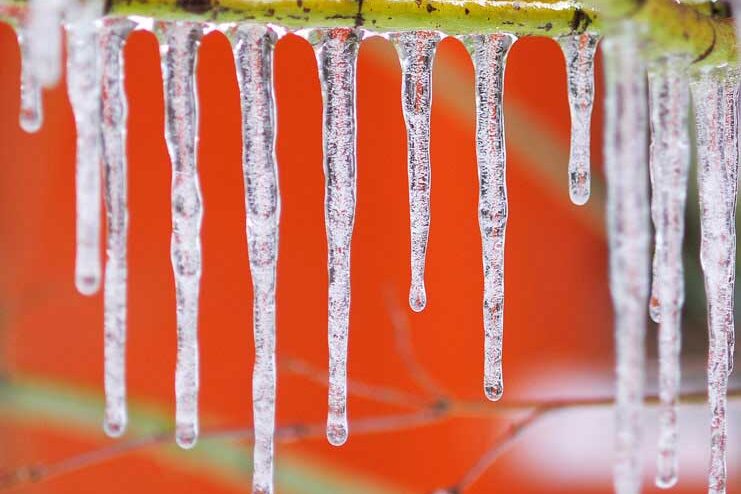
[0,0,738,66]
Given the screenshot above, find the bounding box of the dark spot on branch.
[693,23,717,64]
[265,7,275,16]
[175,0,212,14]
[303,6,311,12]
[569,8,592,33]
[103,0,113,14]
[426,3,437,13]
[415,0,422,7]
[464,7,469,15]
[296,0,303,7]
[624,0,647,18]
[539,22,553,32]
[354,0,364,26]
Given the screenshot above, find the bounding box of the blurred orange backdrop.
[0,21,738,494]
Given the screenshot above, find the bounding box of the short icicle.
[557,32,599,206]
[690,66,740,494]
[647,56,691,490]
[648,56,690,489]
[99,16,136,439]
[26,0,68,87]
[14,25,43,132]
[459,32,516,402]
[306,27,361,447]
[389,31,441,312]
[226,23,282,494]
[602,22,650,494]
[66,0,104,295]
[155,21,205,450]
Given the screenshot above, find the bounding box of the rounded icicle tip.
[176,423,198,449]
[409,283,427,312]
[568,171,590,206]
[103,415,126,438]
[485,382,503,402]
[75,274,101,296]
[326,419,348,447]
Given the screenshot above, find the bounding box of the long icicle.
[66,0,104,296]
[155,20,204,450]
[99,16,135,439]
[460,32,516,402]
[14,24,43,133]
[690,66,740,494]
[602,22,650,494]
[557,32,599,206]
[227,23,282,494]
[647,56,690,490]
[389,30,441,312]
[307,27,360,447]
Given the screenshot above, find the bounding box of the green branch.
[0,0,738,66]
[105,0,741,66]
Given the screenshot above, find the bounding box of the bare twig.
[384,286,452,400]
[0,408,445,491]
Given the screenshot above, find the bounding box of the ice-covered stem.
[595,0,736,66]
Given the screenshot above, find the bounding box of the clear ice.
[66,0,104,296]
[460,32,516,402]
[602,23,649,494]
[557,32,599,206]
[647,56,690,489]
[26,0,68,87]
[14,25,43,133]
[100,17,136,439]
[307,27,360,447]
[389,31,441,312]
[155,20,204,450]
[691,66,740,494]
[227,23,282,494]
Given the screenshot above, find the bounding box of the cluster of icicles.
[3,0,740,491]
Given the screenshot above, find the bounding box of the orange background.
[0,22,738,494]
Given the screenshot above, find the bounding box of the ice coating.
[155,21,204,450]
[690,66,739,494]
[557,32,599,206]
[460,33,516,402]
[26,0,68,87]
[602,23,650,494]
[99,17,135,439]
[66,0,104,295]
[389,31,441,312]
[227,23,282,494]
[647,56,690,489]
[307,27,360,447]
[14,25,43,133]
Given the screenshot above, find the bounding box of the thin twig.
[384,286,452,400]
[0,408,445,491]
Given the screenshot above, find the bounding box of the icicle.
[602,22,650,494]
[647,56,690,490]
[155,21,204,450]
[690,66,740,494]
[557,32,599,206]
[306,27,361,447]
[66,0,104,296]
[459,33,516,402]
[226,23,282,494]
[99,16,135,439]
[14,25,43,133]
[26,0,68,87]
[389,31,441,312]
